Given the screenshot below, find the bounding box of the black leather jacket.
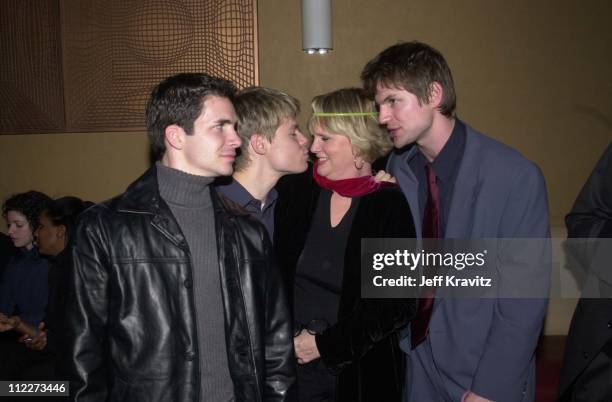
[65,167,295,402]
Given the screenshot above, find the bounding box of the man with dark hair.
[216,86,309,238]
[362,42,550,402]
[65,73,295,402]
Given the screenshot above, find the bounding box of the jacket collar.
[114,166,164,214]
[114,165,245,211]
[113,166,250,249]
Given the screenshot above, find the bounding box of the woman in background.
[0,196,92,376]
[275,88,416,402]
[0,190,52,380]
[32,196,93,352]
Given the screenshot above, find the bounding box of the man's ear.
[164,124,185,150]
[428,82,443,108]
[57,224,67,242]
[249,133,268,156]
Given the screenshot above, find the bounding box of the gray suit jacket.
[389,123,550,402]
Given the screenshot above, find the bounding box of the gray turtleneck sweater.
[157,163,234,402]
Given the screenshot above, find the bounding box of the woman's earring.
[354,157,364,170]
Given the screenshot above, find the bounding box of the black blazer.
[558,143,612,401]
[274,169,417,402]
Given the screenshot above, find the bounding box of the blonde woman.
[275,88,416,402]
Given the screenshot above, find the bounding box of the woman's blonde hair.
[308,87,391,163]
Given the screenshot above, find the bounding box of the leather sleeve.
[262,229,297,401]
[64,208,111,402]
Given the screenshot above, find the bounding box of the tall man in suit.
[361,41,550,402]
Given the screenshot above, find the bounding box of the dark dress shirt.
[216,178,278,239]
[409,119,466,237]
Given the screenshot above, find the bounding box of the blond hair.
[308,88,391,163]
[233,87,300,171]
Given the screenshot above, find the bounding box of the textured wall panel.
[1,0,258,134]
[0,0,64,134]
[62,0,258,132]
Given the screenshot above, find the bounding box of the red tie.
[422,164,440,239]
[411,164,440,349]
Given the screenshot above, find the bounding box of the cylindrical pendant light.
[301,0,332,54]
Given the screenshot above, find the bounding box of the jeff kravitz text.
[370,249,493,288]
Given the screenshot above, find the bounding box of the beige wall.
[258,0,612,226]
[1,131,149,201]
[1,0,611,333]
[3,0,610,222]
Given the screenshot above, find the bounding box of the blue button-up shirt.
[215,178,278,240]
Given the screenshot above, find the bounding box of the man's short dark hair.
[361,41,456,117]
[145,73,237,160]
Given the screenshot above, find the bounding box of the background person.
[275,88,416,402]
[8,197,94,356]
[0,190,53,382]
[558,143,612,402]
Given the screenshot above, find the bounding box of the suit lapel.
[388,147,422,237]
[388,135,482,240]
[445,128,482,238]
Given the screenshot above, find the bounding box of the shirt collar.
[215,178,278,212]
[419,119,466,183]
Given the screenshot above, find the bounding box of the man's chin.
[277,163,309,176]
[295,163,309,174]
[392,137,410,149]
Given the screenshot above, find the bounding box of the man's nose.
[378,106,390,124]
[227,127,241,148]
[298,132,308,147]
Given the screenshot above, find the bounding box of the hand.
[293,330,320,364]
[373,170,397,184]
[0,313,20,332]
[464,391,494,402]
[20,322,47,351]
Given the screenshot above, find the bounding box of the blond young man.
[216,87,309,238]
